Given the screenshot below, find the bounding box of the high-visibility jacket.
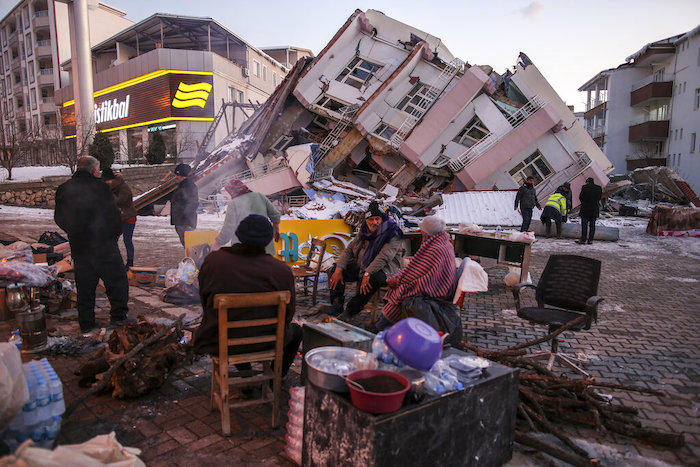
[545,193,567,216]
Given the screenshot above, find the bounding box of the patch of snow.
[666,277,698,283]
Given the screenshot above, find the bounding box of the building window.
[694,88,700,110]
[683,82,687,93]
[28,61,33,83]
[335,57,381,90]
[680,128,683,139]
[315,95,348,113]
[25,34,31,56]
[262,65,267,81]
[690,133,696,153]
[253,60,261,77]
[396,83,438,119]
[653,68,665,81]
[509,150,553,186]
[30,89,36,110]
[273,72,277,86]
[22,7,30,28]
[237,90,244,103]
[372,123,396,141]
[271,135,293,152]
[227,86,237,103]
[453,116,490,148]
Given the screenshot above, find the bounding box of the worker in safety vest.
[539,187,568,238]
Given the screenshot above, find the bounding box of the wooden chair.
[291,238,326,305]
[512,255,603,376]
[210,291,290,434]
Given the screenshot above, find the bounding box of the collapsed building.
[136,9,614,214]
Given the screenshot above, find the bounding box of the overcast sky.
[1,0,698,111]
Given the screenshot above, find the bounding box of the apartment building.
[0,0,132,162]
[251,10,612,206]
[579,25,700,193]
[260,46,313,69]
[55,13,290,162]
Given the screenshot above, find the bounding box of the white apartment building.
[55,13,290,163]
[0,0,132,163]
[579,25,700,193]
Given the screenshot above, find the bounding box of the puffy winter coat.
[106,173,136,221]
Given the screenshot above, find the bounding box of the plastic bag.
[186,244,211,270]
[38,231,68,246]
[400,295,463,347]
[176,257,197,285]
[160,282,200,305]
[0,261,52,287]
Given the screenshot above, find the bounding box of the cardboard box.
[128,267,157,287]
[33,253,47,264]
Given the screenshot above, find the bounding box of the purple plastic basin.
[384,318,441,371]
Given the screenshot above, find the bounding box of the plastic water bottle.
[9,330,22,351]
[496,225,503,238]
[48,373,65,416]
[41,415,61,448]
[35,376,51,423]
[22,377,38,427]
[425,372,445,395]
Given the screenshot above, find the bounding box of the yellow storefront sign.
[184,219,354,264]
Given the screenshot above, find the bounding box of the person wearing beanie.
[380,216,457,330]
[577,177,603,245]
[319,200,404,322]
[211,179,281,255]
[194,214,302,377]
[102,168,137,269]
[170,163,198,246]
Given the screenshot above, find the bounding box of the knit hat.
[174,164,191,176]
[101,168,115,180]
[365,201,385,219]
[586,177,594,184]
[235,214,273,247]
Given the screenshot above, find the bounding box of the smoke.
[514,1,544,19]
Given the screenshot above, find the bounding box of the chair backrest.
[306,238,327,274]
[536,255,601,312]
[213,291,291,361]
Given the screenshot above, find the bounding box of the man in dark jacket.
[194,214,302,376]
[170,163,198,246]
[514,176,541,232]
[577,177,603,245]
[54,156,132,333]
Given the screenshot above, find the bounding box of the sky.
[0,0,698,111]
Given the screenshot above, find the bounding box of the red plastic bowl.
[345,369,410,414]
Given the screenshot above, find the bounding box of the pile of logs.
[66,316,191,418]
[462,321,685,466]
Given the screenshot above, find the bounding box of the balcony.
[626,155,666,170]
[35,40,52,58]
[32,13,50,29]
[39,99,55,113]
[37,69,53,86]
[584,100,606,119]
[10,57,21,71]
[631,81,672,107]
[629,120,669,142]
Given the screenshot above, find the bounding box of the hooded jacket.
[579,181,603,218]
[170,177,198,227]
[106,173,137,221]
[515,182,540,209]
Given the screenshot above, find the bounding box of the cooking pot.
[305,346,367,393]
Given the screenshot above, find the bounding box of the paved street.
[1,207,699,465]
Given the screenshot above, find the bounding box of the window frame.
[396,82,439,119]
[372,122,397,142]
[253,60,261,77]
[453,116,490,148]
[315,95,349,113]
[335,56,382,90]
[694,88,700,110]
[509,150,553,187]
[690,133,696,154]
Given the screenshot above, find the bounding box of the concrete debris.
[140,9,618,221]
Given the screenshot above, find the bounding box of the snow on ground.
[0,164,155,182]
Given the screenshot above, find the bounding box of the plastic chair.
[291,238,326,305]
[210,291,290,434]
[512,254,603,376]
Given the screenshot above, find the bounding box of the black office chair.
[512,254,603,376]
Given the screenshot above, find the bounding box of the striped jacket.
[382,231,457,323]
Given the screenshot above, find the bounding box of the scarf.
[382,231,457,323]
[359,217,403,277]
[225,179,252,199]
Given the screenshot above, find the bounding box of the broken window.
[372,123,396,141]
[453,116,490,148]
[396,83,438,118]
[335,57,381,90]
[509,151,553,186]
[271,135,293,152]
[315,95,348,113]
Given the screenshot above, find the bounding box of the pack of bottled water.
[1,358,64,451]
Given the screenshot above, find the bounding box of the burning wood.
[461,326,685,465]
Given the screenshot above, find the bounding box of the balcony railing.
[220,160,290,186]
[33,10,49,17]
[586,125,605,139]
[36,40,50,47]
[585,98,607,112]
[631,73,675,92]
[448,95,546,172]
[39,68,53,75]
[535,152,591,205]
[41,97,53,104]
[629,115,668,126]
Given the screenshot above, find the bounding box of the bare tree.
[0,118,31,180]
[55,116,96,173]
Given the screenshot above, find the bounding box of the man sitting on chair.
[194,214,302,376]
[379,216,458,330]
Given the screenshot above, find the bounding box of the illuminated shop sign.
[61,70,214,138]
[148,123,177,132]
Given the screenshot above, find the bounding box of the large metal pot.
[304,346,367,393]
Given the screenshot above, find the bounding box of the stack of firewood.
[462,320,685,466]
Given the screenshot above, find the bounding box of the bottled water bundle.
[284,386,305,465]
[1,358,65,451]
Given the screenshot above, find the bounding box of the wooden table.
[452,232,532,282]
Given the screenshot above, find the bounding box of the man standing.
[514,176,541,232]
[170,163,198,247]
[54,156,132,333]
[577,177,603,245]
[211,179,281,255]
[194,214,302,377]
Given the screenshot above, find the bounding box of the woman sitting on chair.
[378,216,458,331]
